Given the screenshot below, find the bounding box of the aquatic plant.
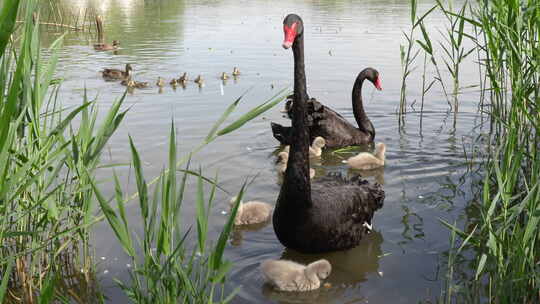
[0,1,125,302]
[399,0,436,128]
[0,1,289,302]
[91,88,288,303]
[407,0,540,302]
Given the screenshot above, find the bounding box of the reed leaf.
[0,257,13,303]
[89,175,135,257]
[217,88,289,136]
[0,0,20,56]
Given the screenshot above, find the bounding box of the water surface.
[45,0,483,302]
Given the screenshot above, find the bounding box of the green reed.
[399,0,436,128]
[407,0,540,302]
[0,1,289,302]
[91,88,288,303]
[0,1,127,302]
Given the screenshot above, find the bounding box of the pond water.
[44,0,485,302]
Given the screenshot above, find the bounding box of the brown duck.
[102,63,132,80]
[94,40,119,51]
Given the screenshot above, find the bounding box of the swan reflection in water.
[261,231,383,303]
[230,221,272,247]
[348,166,385,185]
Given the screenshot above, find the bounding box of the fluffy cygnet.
[261,259,332,291]
[309,137,325,157]
[229,196,272,225]
[276,151,315,179]
[343,142,386,170]
[283,136,326,158]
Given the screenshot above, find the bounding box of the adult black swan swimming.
[273,14,385,254]
[271,67,382,148]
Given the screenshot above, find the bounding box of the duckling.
[134,81,149,88]
[94,40,119,51]
[277,151,315,179]
[343,142,386,170]
[229,196,273,226]
[102,63,132,80]
[170,78,178,87]
[120,79,134,87]
[283,136,326,158]
[261,259,331,291]
[121,78,149,89]
[220,72,229,80]
[156,77,165,87]
[309,137,325,157]
[232,67,241,77]
[194,75,204,85]
[178,72,188,84]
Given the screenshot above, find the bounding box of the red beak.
[283,22,298,49]
[374,77,382,90]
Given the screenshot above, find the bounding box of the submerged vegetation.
[402,0,539,302]
[0,1,287,303]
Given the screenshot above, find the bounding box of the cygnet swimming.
[284,136,326,158]
[343,142,386,170]
[261,259,332,291]
[229,196,272,225]
[276,151,315,179]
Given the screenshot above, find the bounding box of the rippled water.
[45,0,484,302]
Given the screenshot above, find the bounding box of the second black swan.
[273,14,384,254]
[271,69,382,149]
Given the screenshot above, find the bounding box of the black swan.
[272,14,385,254]
[271,68,382,148]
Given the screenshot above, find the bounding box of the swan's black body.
[273,14,384,253]
[271,68,381,148]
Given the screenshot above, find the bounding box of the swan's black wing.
[308,174,384,252]
[271,97,333,145]
[272,97,367,148]
[274,173,384,253]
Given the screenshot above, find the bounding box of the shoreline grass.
[406,0,540,303]
[0,1,288,302]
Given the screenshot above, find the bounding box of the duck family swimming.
[101,63,238,91]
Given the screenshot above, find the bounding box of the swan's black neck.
[352,71,374,139]
[283,32,312,205]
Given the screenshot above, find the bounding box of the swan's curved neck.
[283,32,312,205]
[352,72,374,138]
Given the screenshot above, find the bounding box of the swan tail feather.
[271,122,293,145]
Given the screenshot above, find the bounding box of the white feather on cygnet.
[343,142,386,170]
[276,151,315,179]
[283,136,326,158]
[229,196,272,225]
[261,259,332,292]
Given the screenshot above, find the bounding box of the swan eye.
[282,22,298,49]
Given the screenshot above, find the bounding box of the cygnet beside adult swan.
[230,196,272,226]
[344,142,386,170]
[261,259,331,291]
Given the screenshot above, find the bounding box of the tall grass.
[0,1,289,302]
[90,88,288,303]
[0,1,127,302]
[405,0,540,302]
[399,0,437,128]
